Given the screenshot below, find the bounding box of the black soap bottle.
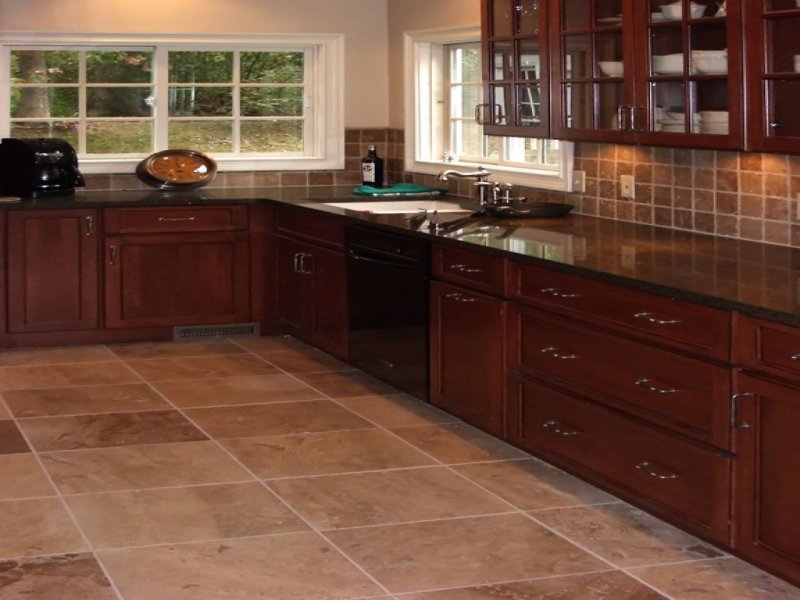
[361,145,384,188]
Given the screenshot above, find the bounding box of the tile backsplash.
[84,128,800,248]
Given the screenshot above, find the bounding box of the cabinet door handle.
[731,392,755,430]
[84,215,94,237]
[633,311,681,325]
[108,244,118,265]
[450,263,485,274]
[475,103,489,125]
[540,287,580,299]
[791,353,800,361]
[635,378,680,394]
[444,292,478,303]
[292,252,301,272]
[617,105,627,131]
[543,420,581,437]
[541,346,578,360]
[635,461,679,480]
[299,253,313,275]
[158,216,197,222]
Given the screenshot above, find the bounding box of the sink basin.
[324,200,472,214]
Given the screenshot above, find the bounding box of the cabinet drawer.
[510,307,731,448]
[274,205,346,249]
[509,261,730,360]
[433,243,506,295]
[105,205,249,234]
[507,375,732,543]
[735,314,800,383]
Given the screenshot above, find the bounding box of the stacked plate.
[692,49,727,75]
[657,110,700,133]
[698,110,729,135]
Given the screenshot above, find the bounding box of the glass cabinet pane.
[491,42,514,80]
[766,16,800,73]
[597,82,626,129]
[767,80,800,138]
[765,0,800,10]
[564,83,592,129]
[517,0,542,35]
[517,83,543,126]
[562,0,590,30]
[492,0,513,36]
[563,35,592,79]
[490,84,511,125]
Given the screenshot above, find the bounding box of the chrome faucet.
[437,167,494,205]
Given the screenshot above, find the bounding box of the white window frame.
[405,27,574,192]
[0,32,345,173]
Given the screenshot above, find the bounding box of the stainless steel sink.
[324,199,472,214]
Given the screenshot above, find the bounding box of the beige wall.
[387,0,481,128]
[0,0,390,128]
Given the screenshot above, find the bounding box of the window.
[406,28,573,192]
[1,33,345,173]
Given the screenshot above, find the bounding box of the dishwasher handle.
[347,248,419,270]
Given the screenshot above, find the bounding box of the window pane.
[241,52,304,83]
[87,87,153,117]
[241,120,303,152]
[10,121,78,147]
[241,87,303,117]
[169,51,233,83]
[450,45,480,83]
[86,51,153,83]
[452,119,483,157]
[11,50,78,84]
[169,87,233,117]
[450,84,481,119]
[11,87,78,119]
[86,121,152,153]
[168,120,233,152]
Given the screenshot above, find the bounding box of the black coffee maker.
[0,138,85,198]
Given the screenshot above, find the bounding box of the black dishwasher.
[346,225,430,401]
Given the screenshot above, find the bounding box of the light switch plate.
[620,175,635,199]
[573,170,586,193]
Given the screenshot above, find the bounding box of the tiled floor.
[0,336,798,599]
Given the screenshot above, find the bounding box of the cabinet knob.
[769,122,782,129]
[791,353,800,361]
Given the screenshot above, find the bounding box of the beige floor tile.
[295,371,398,398]
[0,362,139,392]
[19,410,207,452]
[3,383,168,417]
[453,459,618,511]
[0,498,87,558]
[66,482,308,548]
[401,571,668,599]
[336,394,458,428]
[258,349,354,373]
[0,346,118,367]
[0,398,12,419]
[389,423,528,464]
[532,503,725,568]
[631,557,800,599]
[270,466,513,529]
[99,532,383,600]
[125,354,278,382]
[0,454,55,499]
[41,441,252,494]
[221,429,436,479]
[153,374,324,408]
[327,514,606,594]
[110,339,244,360]
[0,421,30,455]
[0,553,117,599]
[233,335,313,353]
[185,399,374,439]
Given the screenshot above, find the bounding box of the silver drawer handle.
[791,354,800,361]
[635,461,679,480]
[635,378,680,394]
[541,346,578,360]
[540,287,580,299]
[444,292,479,303]
[633,311,681,325]
[450,263,485,274]
[158,216,197,222]
[543,420,581,437]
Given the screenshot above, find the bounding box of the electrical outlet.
[621,245,636,270]
[620,175,635,199]
[573,170,586,193]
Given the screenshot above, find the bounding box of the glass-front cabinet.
[481,0,550,137]
[745,1,800,152]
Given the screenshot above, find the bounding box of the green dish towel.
[353,183,446,196]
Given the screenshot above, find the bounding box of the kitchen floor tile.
[0,498,87,558]
[532,503,725,568]
[0,399,10,419]
[221,428,436,479]
[326,513,606,594]
[0,420,30,455]
[295,370,398,398]
[258,349,354,373]
[389,423,528,464]
[3,383,168,417]
[153,374,324,408]
[125,353,278,382]
[110,339,245,360]
[0,362,139,392]
[98,532,383,600]
[0,553,117,599]
[19,410,207,452]
[336,393,458,428]
[66,482,308,548]
[630,556,800,599]
[400,571,668,599]
[185,399,374,439]
[452,459,618,511]
[0,454,55,499]
[41,441,252,495]
[269,466,513,529]
[0,346,117,367]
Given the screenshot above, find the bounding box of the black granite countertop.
[6,186,800,326]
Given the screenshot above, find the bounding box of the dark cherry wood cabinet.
[7,209,99,333]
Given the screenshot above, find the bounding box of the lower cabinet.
[430,280,505,436]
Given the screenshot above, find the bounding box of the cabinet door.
[430,281,506,436]
[7,209,99,333]
[105,232,250,328]
[733,372,800,585]
[482,0,550,137]
[274,236,312,335]
[307,244,348,359]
